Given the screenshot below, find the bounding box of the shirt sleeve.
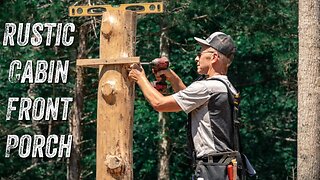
[172,81,212,114]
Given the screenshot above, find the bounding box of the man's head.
[194,32,236,75]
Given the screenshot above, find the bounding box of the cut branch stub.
[105,155,126,177]
[101,81,116,105]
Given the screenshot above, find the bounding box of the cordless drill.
[141,57,170,94]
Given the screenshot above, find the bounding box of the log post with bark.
[298,0,320,179]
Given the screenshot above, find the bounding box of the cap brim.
[194,37,210,46]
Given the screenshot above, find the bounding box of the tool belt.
[193,151,256,180]
[193,152,244,180]
[196,151,238,165]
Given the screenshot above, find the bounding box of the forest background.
[0,0,298,179]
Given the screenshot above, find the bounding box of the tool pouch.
[193,161,229,180]
[193,152,251,180]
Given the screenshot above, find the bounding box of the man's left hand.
[128,64,147,83]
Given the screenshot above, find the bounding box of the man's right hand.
[155,69,175,82]
[156,69,187,92]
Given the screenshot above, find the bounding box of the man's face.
[195,46,216,75]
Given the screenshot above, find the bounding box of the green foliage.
[0,0,76,179]
[0,0,298,179]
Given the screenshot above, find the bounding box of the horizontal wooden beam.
[76,57,140,67]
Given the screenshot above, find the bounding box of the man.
[129,32,239,179]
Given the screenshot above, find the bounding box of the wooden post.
[69,2,163,180]
[97,10,136,179]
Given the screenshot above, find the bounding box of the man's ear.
[211,53,219,63]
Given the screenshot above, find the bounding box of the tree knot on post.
[101,80,116,105]
[105,155,126,178]
[102,31,113,42]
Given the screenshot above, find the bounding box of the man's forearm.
[137,77,165,107]
[137,77,182,112]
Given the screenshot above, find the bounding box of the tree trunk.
[158,8,171,179]
[298,0,320,179]
[28,82,41,165]
[68,24,88,180]
[158,112,170,180]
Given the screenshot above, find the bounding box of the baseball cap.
[194,32,236,57]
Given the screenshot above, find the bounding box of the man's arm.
[129,66,182,112]
[156,69,186,92]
